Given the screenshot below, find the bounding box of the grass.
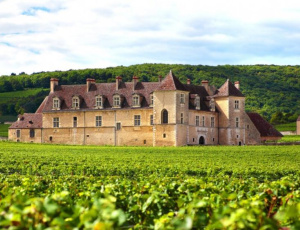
[0,88,44,103]
[280,135,300,143]
[0,124,9,137]
[275,122,296,132]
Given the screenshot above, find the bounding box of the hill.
[0,64,299,121]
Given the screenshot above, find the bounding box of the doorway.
[199,136,205,145]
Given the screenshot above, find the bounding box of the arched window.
[162,109,168,124]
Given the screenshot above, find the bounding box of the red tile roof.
[9,113,42,129]
[214,79,244,97]
[156,71,187,91]
[247,112,283,137]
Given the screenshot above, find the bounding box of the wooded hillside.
[0,64,299,122]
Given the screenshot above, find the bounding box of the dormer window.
[95,95,103,109]
[132,94,140,107]
[195,96,200,110]
[209,98,215,112]
[72,96,80,109]
[113,95,121,108]
[150,93,154,107]
[52,97,60,110]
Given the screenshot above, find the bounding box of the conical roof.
[214,79,244,97]
[156,70,187,91]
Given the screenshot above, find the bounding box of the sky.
[1,0,300,76]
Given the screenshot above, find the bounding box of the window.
[195,116,200,126]
[72,96,80,109]
[234,100,239,109]
[150,94,154,106]
[49,136,53,141]
[210,99,215,112]
[29,129,35,138]
[95,96,103,108]
[150,115,153,125]
[113,95,120,107]
[180,113,184,124]
[211,117,215,127]
[53,117,59,128]
[195,96,200,110]
[53,98,60,109]
[16,130,21,138]
[96,116,102,127]
[235,117,239,128]
[162,109,168,124]
[180,93,185,104]
[202,116,205,127]
[134,115,141,126]
[132,95,139,107]
[73,117,77,127]
[163,133,166,138]
[116,122,121,130]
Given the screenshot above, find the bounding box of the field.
[0,124,10,137]
[275,123,297,132]
[280,135,300,143]
[0,88,44,103]
[0,142,299,229]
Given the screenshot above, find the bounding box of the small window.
[162,109,168,124]
[235,117,239,128]
[195,96,200,110]
[95,96,103,108]
[213,138,215,142]
[211,117,215,127]
[53,117,59,128]
[73,117,77,127]
[29,129,35,138]
[234,100,239,109]
[247,124,250,129]
[96,116,102,127]
[180,93,185,104]
[113,95,121,108]
[180,113,184,124]
[202,116,205,127]
[132,95,140,107]
[150,115,153,125]
[53,98,60,110]
[49,136,53,141]
[16,129,21,138]
[134,115,141,126]
[116,122,121,130]
[150,94,154,106]
[193,138,195,142]
[144,140,146,144]
[72,96,80,109]
[163,133,166,138]
[195,116,200,126]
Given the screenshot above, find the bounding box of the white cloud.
[1,0,300,75]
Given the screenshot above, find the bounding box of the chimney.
[158,75,163,82]
[187,79,191,85]
[86,78,95,92]
[116,76,122,90]
[235,81,240,90]
[133,76,139,90]
[201,80,209,92]
[50,78,59,93]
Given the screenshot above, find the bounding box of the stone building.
[8,71,282,146]
[297,116,300,135]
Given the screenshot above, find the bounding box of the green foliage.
[280,135,300,143]
[0,64,299,120]
[0,142,299,228]
[0,124,9,137]
[275,123,297,132]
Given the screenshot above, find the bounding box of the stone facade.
[297,116,300,135]
[9,71,282,146]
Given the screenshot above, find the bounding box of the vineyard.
[0,142,299,229]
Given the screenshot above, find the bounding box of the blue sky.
[0,0,300,76]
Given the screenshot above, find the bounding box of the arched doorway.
[199,136,205,145]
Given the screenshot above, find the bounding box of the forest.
[0,64,299,123]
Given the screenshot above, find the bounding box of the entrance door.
[199,136,205,145]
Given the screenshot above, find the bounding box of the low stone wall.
[280,131,296,135]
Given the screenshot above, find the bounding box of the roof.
[213,79,244,97]
[9,113,42,129]
[42,72,212,112]
[156,71,187,91]
[247,113,283,137]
